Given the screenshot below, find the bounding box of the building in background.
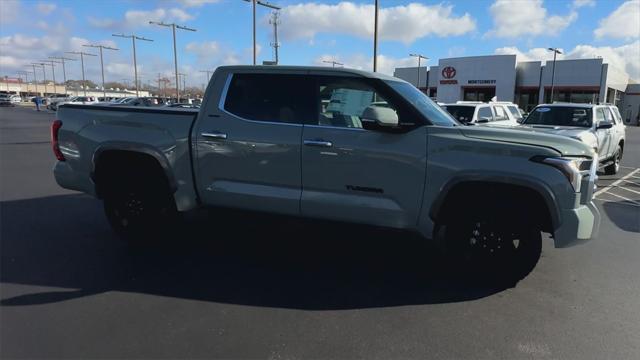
[394,55,635,123]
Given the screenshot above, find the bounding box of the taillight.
[51,120,65,161]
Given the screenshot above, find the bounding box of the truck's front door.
[194,72,315,215]
[300,76,428,229]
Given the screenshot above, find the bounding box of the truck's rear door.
[194,71,315,215]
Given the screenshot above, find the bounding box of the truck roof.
[216,65,404,82]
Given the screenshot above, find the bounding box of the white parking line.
[594,168,640,197]
[602,192,640,207]
[616,186,640,196]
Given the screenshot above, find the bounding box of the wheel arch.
[92,143,178,198]
[429,176,560,234]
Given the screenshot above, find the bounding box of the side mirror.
[361,106,399,127]
[597,122,613,130]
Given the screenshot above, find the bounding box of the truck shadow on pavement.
[601,201,640,233]
[1,194,516,310]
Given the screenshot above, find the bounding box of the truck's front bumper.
[553,201,601,248]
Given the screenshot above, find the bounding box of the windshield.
[442,105,475,123]
[523,106,593,128]
[385,81,458,127]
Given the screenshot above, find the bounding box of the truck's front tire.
[445,216,542,284]
[103,178,179,243]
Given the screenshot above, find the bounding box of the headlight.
[531,156,594,192]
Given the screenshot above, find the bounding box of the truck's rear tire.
[445,214,542,284]
[603,145,622,175]
[103,178,179,243]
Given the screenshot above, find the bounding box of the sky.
[1,0,639,89]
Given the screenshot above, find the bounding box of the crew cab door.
[300,76,427,229]
[194,72,314,215]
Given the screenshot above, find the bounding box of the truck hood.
[459,126,594,157]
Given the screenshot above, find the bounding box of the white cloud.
[594,0,640,40]
[314,54,416,76]
[573,0,595,8]
[36,2,56,15]
[185,41,243,68]
[495,41,640,81]
[487,0,577,38]
[88,7,195,30]
[279,2,475,44]
[176,0,220,7]
[0,0,20,24]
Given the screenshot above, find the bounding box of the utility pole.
[83,44,119,98]
[409,53,429,90]
[25,65,38,95]
[373,0,379,72]
[149,22,196,102]
[322,60,344,68]
[49,56,76,95]
[40,59,61,95]
[269,11,281,64]
[547,47,562,103]
[243,0,281,65]
[31,63,47,95]
[112,33,153,97]
[179,73,187,99]
[199,70,213,83]
[66,51,97,96]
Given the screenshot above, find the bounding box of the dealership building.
[394,54,640,125]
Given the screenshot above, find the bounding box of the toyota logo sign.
[442,66,456,79]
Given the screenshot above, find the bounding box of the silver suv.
[442,101,522,126]
[521,103,626,174]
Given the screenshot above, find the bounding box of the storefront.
[394,55,632,114]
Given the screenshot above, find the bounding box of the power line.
[243,0,281,65]
[65,51,97,96]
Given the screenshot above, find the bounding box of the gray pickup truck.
[54,66,600,280]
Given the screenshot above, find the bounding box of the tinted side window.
[477,107,493,121]
[224,74,314,124]
[507,105,522,119]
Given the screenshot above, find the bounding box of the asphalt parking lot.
[1,105,639,359]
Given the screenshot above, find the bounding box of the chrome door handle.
[201,131,227,140]
[304,139,333,147]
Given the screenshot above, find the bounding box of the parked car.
[163,102,200,109]
[442,101,521,126]
[109,97,164,107]
[0,94,21,106]
[520,103,626,174]
[53,66,601,281]
[47,95,72,110]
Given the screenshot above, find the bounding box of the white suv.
[521,103,626,174]
[442,101,522,126]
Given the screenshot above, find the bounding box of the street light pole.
[49,56,75,95]
[40,59,62,95]
[25,65,38,95]
[149,22,196,102]
[66,51,97,96]
[83,44,119,98]
[243,0,281,65]
[548,47,562,102]
[31,63,47,95]
[269,11,280,64]
[373,0,379,72]
[409,53,429,91]
[112,33,153,97]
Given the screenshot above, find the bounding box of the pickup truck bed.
[55,105,200,211]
